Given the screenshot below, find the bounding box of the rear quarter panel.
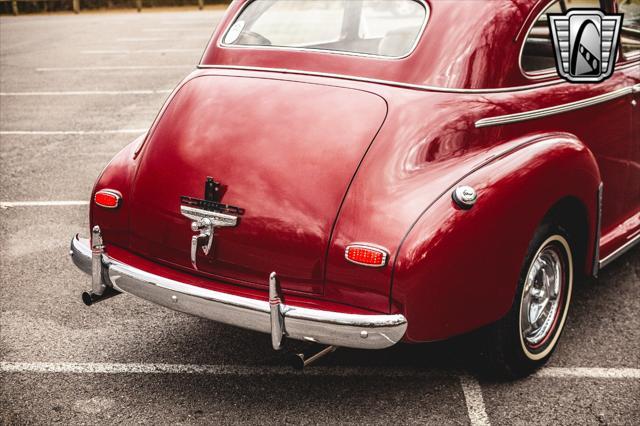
[393,135,600,342]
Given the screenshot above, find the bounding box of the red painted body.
[91,0,640,343]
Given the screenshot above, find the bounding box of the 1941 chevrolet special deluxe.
[70,0,640,377]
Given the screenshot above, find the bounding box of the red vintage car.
[70,0,640,377]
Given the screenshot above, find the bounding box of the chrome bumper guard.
[70,228,407,350]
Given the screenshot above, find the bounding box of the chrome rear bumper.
[70,232,407,350]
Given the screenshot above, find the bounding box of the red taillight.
[345,244,389,268]
[94,189,121,209]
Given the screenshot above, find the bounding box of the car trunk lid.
[128,75,387,294]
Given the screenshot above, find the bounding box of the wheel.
[482,223,574,378]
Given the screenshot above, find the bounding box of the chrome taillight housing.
[94,189,121,209]
[345,244,389,267]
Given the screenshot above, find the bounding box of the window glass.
[222,0,427,58]
[521,0,604,74]
[619,0,640,57]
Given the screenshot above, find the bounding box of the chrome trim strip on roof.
[218,0,430,61]
[599,232,640,269]
[474,87,633,128]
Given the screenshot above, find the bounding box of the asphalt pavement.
[1,8,639,425]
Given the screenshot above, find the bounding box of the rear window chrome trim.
[218,0,430,60]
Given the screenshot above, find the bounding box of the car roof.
[200,0,555,91]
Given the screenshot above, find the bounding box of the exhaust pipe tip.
[289,345,337,369]
[81,291,95,306]
[81,287,120,306]
[291,353,306,370]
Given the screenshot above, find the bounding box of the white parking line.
[0,362,437,377]
[0,129,147,135]
[0,201,89,208]
[0,90,171,96]
[459,375,491,426]
[2,362,637,379]
[36,65,193,72]
[2,362,638,424]
[535,367,640,379]
[82,49,202,54]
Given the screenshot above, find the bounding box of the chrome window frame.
[218,0,430,60]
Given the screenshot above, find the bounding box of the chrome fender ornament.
[452,185,478,210]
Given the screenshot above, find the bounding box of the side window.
[618,0,640,58]
[521,0,607,76]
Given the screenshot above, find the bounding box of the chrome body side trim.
[599,233,640,269]
[218,0,430,61]
[592,183,603,278]
[70,235,408,350]
[475,87,633,128]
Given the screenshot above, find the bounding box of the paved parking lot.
[1,9,639,425]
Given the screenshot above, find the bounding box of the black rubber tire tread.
[480,222,574,379]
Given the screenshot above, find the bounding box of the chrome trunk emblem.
[181,178,243,269]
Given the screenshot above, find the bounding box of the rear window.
[222,0,428,58]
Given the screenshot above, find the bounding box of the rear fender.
[90,136,143,249]
[392,133,600,342]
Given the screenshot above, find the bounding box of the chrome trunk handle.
[190,218,213,269]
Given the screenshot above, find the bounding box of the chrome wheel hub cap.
[520,245,564,347]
